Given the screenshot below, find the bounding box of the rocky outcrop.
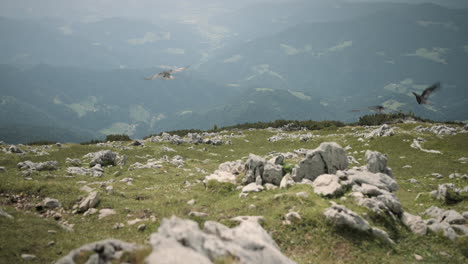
[8,145,23,154]
[410,139,442,154]
[83,150,117,167]
[146,216,296,264]
[324,203,394,245]
[401,212,427,236]
[55,239,140,264]
[17,160,59,171]
[431,183,466,203]
[415,125,459,136]
[243,154,266,184]
[204,160,244,184]
[365,124,394,138]
[67,166,104,177]
[292,142,348,182]
[75,191,100,213]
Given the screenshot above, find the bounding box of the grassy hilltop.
[0,121,467,263]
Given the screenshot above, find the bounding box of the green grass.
[0,122,467,263]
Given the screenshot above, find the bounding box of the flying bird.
[412,82,441,104]
[144,66,189,80]
[350,105,387,113]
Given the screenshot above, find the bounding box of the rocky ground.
[0,123,467,263]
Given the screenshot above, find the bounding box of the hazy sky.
[1,0,466,23]
[0,0,287,23]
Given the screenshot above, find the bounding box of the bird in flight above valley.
[350,105,387,113]
[144,66,189,80]
[412,82,441,104]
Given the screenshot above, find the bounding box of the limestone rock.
[312,174,343,197]
[280,174,295,189]
[324,203,394,244]
[292,142,348,182]
[401,212,427,236]
[0,208,13,219]
[365,150,392,176]
[84,150,117,167]
[242,183,264,193]
[243,154,266,185]
[78,191,99,213]
[347,168,398,192]
[365,124,394,138]
[204,170,237,184]
[263,162,284,186]
[17,160,59,171]
[146,216,296,264]
[56,239,140,264]
[98,209,116,220]
[44,198,61,209]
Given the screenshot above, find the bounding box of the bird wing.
[368,105,385,111]
[144,72,164,80]
[169,66,189,74]
[421,82,441,99]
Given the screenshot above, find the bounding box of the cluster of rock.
[146,131,242,146]
[364,124,395,139]
[130,154,185,170]
[56,216,296,264]
[402,206,467,241]
[65,150,125,177]
[17,160,59,171]
[268,132,315,142]
[55,239,141,264]
[204,160,244,184]
[205,140,467,244]
[414,125,464,136]
[82,150,124,167]
[431,183,468,203]
[67,165,104,177]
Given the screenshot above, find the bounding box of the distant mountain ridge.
[0,2,467,143]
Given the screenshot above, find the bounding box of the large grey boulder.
[55,239,140,264]
[83,150,117,167]
[243,154,266,184]
[292,142,348,182]
[263,163,284,186]
[365,150,392,176]
[312,174,343,197]
[147,216,296,264]
[17,160,59,171]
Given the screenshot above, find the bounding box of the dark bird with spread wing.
[144,66,189,80]
[412,82,441,104]
[350,105,387,113]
